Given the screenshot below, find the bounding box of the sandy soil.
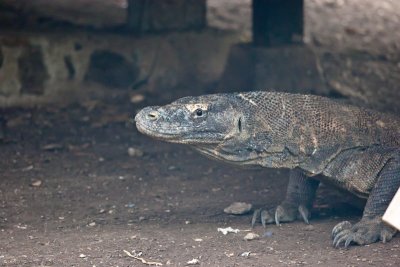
[0,91,399,267]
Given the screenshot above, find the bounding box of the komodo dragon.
[135,91,400,247]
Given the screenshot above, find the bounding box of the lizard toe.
[261,209,274,227]
[275,204,296,226]
[251,208,274,227]
[333,228,351,247]
[251,209,260,228]
[332,217,397,248]
[380,227,396,243]
[251,203,312,227]
[275,202,310,226]
[298,205,310,224]
[332,221,352,238]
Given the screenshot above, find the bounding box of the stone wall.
[0,29,238,107]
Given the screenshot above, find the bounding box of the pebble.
[128,147,144,157]
[186,258,200,265]
[130,94,145,104]
[30,180,42,187]
[240,251,251,257]
[304,225,315,231]
[244,232,260,241]
[224,202,252,215]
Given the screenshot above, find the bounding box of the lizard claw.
[298,205,310,224]
[275,207,281,226]
[331,217,397,248]
[252,203,311,227]
[251,209,261,228]
[331,221,352,238]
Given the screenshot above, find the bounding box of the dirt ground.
[1,0,400,266]
[0,90,399,267]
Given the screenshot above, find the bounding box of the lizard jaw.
[135,112,221,144]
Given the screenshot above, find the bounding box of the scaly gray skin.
[135,91,400,248]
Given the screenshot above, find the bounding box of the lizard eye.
[195,108,204,117]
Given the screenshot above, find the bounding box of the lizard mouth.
[135,107,226,144]
[193,145,261,164]
[135,119,182,141]
[135,116,223,144]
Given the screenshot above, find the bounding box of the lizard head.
[135,92,299,168]
[135,94,241,145]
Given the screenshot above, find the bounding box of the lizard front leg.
[332,156,400,247]
[252,168,320,227]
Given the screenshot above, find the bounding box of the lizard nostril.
[147,111,159,121]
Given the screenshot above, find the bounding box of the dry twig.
[123,250,163,266]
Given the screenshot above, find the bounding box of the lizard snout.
[135,107,161,123]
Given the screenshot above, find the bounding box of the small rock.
[240,251,251,257]
[304,225,315,231]
[30,180,42,187]
[88,222,96,227]
[194,238,203,242]
[130,94,145,104]
[79,254,87,258]
[224,202,252,215]
[244,232,260,241]
[128,147,144,157]
[125,203,135,208]
[186,258,200,265]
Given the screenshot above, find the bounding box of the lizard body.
[135,91,400,247]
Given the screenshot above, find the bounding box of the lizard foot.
[332,217,397,248]
[251,202,310,227]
